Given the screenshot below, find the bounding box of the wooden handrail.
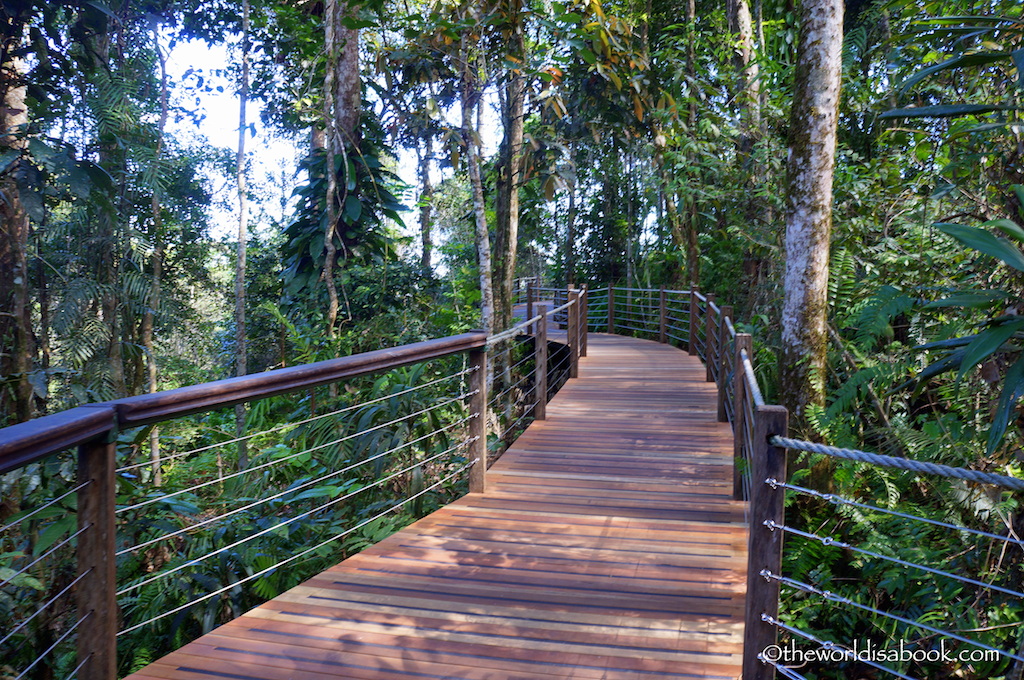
[0,333,487,474]
[0,405,117,475]
[114,332,487,426]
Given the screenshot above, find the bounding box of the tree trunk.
[235,0,250,469]
[460,41,494,335]
[779,0,843,426]
[566,185,576,286]
[683,0,700,288]
[322,0,362,338]
[0,56,33,425]
[418,137,433,273]
[35,229,49,414]
[143,28,170,484]
[334,26,360,148]
[653,131,685,287]
[728,0,761,157]
[323,0,343,338]
[684,193,700,287]
[685,0,697,124]
[92,19,127,398]
[494,7,526,331]
[144,241,163,484]
[755,0,767,132]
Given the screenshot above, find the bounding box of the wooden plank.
[125,331,746,680]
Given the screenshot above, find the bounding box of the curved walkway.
[128,333,746,680]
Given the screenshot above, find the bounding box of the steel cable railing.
[10,282,1015,680]
[567,285,1024,679]
[116,389,475,515]
[116,435,476,599]
[766,570,1024,663]
[116,414,475,559]
[774,480,1024,549]
[118,457,475,637]
[485,288,585,457]
[115,368,474,476]
[740,364,1024,678]
[0,470,90,678]
[761,614,920,680]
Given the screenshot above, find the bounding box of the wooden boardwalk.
[128,333,746,680]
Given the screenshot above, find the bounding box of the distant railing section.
[486,291,586,457]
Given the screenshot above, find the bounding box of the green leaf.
[86,1,122,23]
[880,104,1012,119]
[924,291,1009,308]
[345,159,357,192]
[898,52,1013,95]
[947,121,1020,140]
[955,319,1024,383]
[1013,48,1024,91]
[35,516,75,556]
[17,183,44,222]
[0,149,19,173]
[0,566,43,591]
[1013,185,1024,219]
[984,219,1024,242]
[935,223,1024,272]
[344,195,361,223]
[986,354,1024,455]
[902,348,967,395]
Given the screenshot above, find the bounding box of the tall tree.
[0,20,32,424]
[235,0,251,468]
[460,33,495,334]
[322,0,362,337]
[727,0,760,157]
[145,27,170,485]
[493,0,527,329]
[417,137,433,273]
[779,0,843,425]
[682,0,700,287]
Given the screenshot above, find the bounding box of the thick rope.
[771,435,1024,491]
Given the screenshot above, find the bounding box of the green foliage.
[280,140,406,300]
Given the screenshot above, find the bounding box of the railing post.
[468,346,488,493]
[580,284,588,358]
[743,405,788,680]
[717,305,733,423]
[526,280,534,334]
[688,288,698,356]
[705,293,717,382]
[77,434,118,680]
[607,286,615,334]
[568,289,580,379]
[659,286,667,344]
[733,333,752,500]
[534,304,548,420]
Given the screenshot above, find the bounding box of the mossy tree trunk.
[779,0,843,428]
[0,53,32,425]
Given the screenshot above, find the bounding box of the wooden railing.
[0,333,492,678]
[575,284,1023,680]
[0,290,593,680]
